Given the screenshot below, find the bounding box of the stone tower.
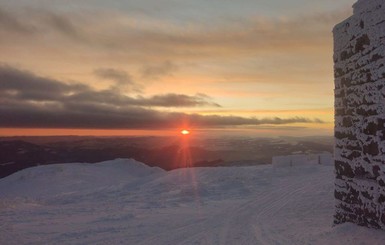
[334,0,385,228]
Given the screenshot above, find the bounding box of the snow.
[353,0,382,14]
[1,158,385,244]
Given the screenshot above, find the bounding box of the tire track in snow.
[136,167,331,245]
[250,171,331,244]
[214,168,330,245]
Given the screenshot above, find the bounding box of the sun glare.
[181,129,190,135]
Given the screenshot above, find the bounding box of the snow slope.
[1,159,385,244]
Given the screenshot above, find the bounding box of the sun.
[181,129,190,135]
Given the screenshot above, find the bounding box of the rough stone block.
[334,0,385,229]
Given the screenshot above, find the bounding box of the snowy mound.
[0,158,164,198]
[1,160,385,244]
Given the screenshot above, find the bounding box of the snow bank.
[0,158,164,199]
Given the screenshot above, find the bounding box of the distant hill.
[0,136,333,178]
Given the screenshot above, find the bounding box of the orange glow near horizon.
[0,124,333,138]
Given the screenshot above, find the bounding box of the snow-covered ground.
[1,159,385,244]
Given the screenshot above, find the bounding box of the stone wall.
[333,0,385,229]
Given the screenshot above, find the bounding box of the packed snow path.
[1,159,385,244]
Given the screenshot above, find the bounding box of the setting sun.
[181,130,190,135]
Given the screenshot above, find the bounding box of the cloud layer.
[0,5,351,59]
[0,65,322,129]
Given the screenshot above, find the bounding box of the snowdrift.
[0,159,163,199]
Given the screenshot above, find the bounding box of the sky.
[0,0,356,137]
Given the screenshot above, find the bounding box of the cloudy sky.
[0,0,355,136]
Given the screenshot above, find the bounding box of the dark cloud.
[191,115,324,126]
[141,61,178,79]
[136,93,221,108]
[93,68,141,92]
[0,7,90,43]
[0,65,219,108]
[94,68,133,85]
[0,65,323,129]
[0,65,89,101]
[0,104,324,129]
[0,7,35,34]
[44,12,83,40]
